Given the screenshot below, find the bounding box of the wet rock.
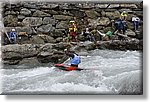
[2,44,40,60]
[43,17,56,25]
[22,17,43,26]
[37,24,53,33]
[20,8,31,16]
[33,10,51,17]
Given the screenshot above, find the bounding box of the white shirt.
[132,17,140,22]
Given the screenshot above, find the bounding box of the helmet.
[122,11,127,14]
[70,20,75,23]
[12,29,15,31]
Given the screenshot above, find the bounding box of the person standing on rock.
[132,15,140,31]
[64,48,81,68]
[9,29,17,44]
[68,20,77,42]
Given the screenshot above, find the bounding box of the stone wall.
[2,2,143,43]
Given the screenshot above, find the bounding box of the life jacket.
[114,19,124,30]
[9,32,16,39]
[70,54,80,65]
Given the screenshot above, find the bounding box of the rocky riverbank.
[2,2,143,44]
[2,39,142,65]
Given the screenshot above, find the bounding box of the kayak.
[54,64,83,71]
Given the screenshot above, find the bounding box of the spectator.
[132,16,140,31]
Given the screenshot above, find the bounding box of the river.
[0,49,142,95]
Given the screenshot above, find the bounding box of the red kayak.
[54,64,83,71]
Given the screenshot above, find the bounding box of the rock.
[38,35,56,43]
[5,11,17,15]
[33,10,51,17]
[105,11,120,20]
[17,27,33,35]
[2,44,41,60]
[126,21,134,30]
[17,15,25,20]
[50,29,66,37]
[70,10,85,18]
[120,4,138,9]
[30,36,45,44]
[3,15,18,26]
[20,8,31,16]
[98,17,110,26]
[108,4,120,8]
[22,17,43,26]
[41,4,59,9]
[127,14,136,21]
[56,21,68,29]
[95,4,109,8]
[18,57,41,67]
[56,37,63,43]
[85,10,100,18]
[89,17,110,27]
[53,15,73,20]
[43,17,56,25]
[125,29,136,37]
[42,10,59,15]
[37,24,53,33]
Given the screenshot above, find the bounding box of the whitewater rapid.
[0,50,142,95]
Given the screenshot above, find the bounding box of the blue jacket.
[70,54,80,65]
[9,32,17,39]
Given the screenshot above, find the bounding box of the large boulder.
[20,8,31,16]
[3,15,18,26]
[37,24,53,33]
[33,10,51,17]
[43,17,56,25]
[53,15,73,20]
[22,17,43,26]
[2,44,41,60]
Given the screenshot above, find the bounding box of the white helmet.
[12,29,15,31]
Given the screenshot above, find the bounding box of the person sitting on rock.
[68,20,77,42]
[132,15,140,31]
[64,48,81,68]
[97,30,112,41]
[9,29,17,44]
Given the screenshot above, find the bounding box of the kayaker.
[64,49,81,67]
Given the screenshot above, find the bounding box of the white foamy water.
[0,50,142,94]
